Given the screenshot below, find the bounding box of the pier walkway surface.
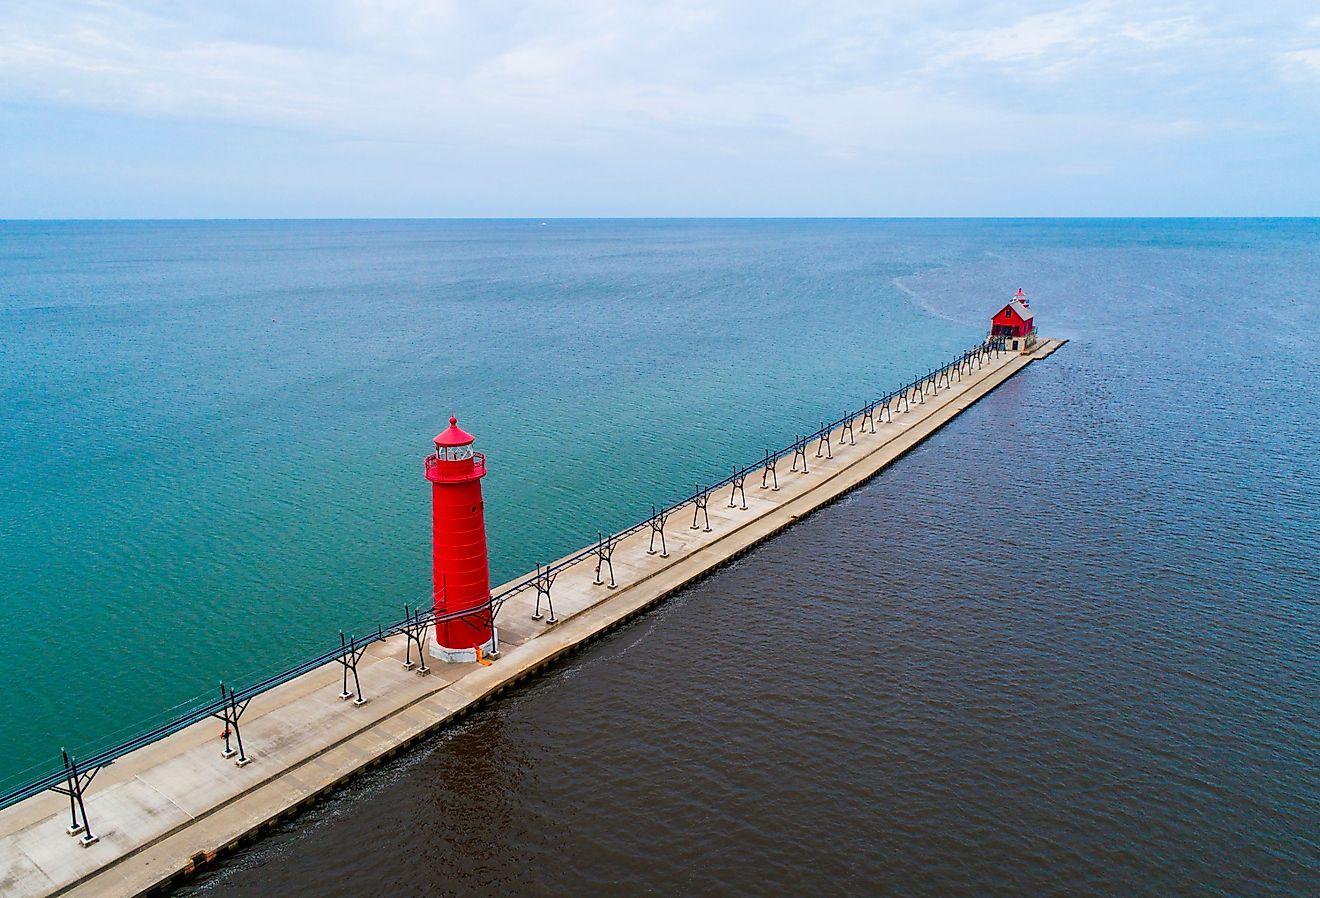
[1,339,1064,898]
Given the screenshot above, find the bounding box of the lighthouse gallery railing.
[0,336,1011,817]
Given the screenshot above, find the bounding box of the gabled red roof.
[434,416,475,447]
[995,300,1034,322]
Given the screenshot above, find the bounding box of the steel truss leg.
[594,532,618,588]
[210,682,252,765]
[840,413,855,445]
[532,564,558,623]
[454,605,496,655]
[728,466,748,509]
[691,484,712,532]
[648,505,670,556]
[52,750,100,846]
[227,686,252,764]
[791,436,809,472]
[761,450,779,490]
[401,605,431,675]
[338,632,368,707]
[815,424,833,459]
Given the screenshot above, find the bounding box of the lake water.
[2,219,1317,894]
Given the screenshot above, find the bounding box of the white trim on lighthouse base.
[428,629,499,663]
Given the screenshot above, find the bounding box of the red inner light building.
[990,288,1037,352]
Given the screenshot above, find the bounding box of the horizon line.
[3,215,1318,223]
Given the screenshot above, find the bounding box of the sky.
[1,1,1318,217]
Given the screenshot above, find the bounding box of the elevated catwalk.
[0,339,1065,898]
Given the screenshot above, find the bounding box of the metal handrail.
[0,336,1007,813]
[424,451,487,481]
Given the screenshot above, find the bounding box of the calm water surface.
[1,219,971,779]
[2,220,1317,894]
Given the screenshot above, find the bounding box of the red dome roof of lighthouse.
[434,416,475,447]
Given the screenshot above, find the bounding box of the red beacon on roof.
[990,289,1038,354]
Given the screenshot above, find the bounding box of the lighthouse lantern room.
[990,288,1037,353]
[424,416,497,662]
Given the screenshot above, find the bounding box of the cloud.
[0,3,1221,138]
[925,1,1209,86]
[1279,48,1320,81]
[0,4,343,125]
[929,3,1116,74]
[0,1,1317,214]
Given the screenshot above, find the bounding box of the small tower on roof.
[990,288,1037,353]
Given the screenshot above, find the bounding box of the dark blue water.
[4,220,1318,895]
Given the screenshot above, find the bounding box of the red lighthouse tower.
[424,416,497,662]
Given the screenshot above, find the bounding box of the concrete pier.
[0,338,1065,898]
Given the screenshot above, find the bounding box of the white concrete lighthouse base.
[428,630,499,663]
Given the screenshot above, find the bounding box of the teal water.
[2,219,977,785]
